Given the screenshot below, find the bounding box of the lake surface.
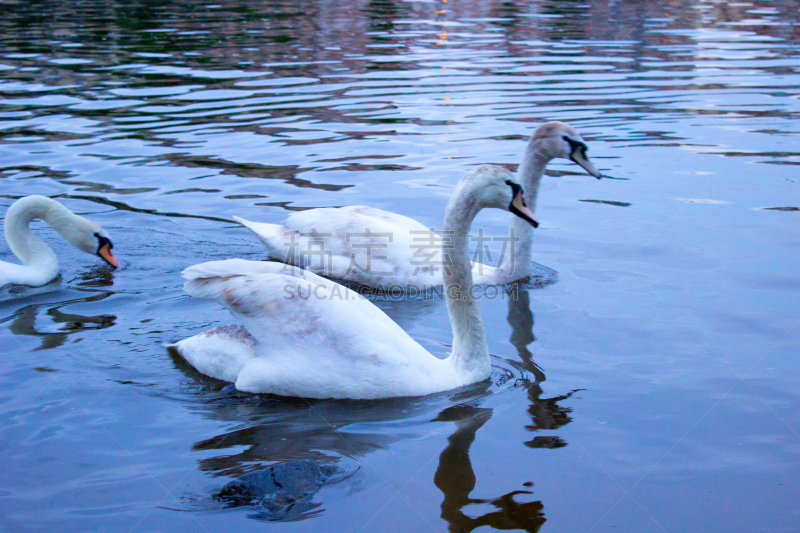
[1,0,799,531]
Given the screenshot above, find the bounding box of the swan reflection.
[189,395,426,478]
[434,404,546,532]
[172,347,493,478]
[506,288,577,448]
[2,291,115,351]
[432,288,581,532]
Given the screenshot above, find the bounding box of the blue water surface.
[1,1,798,531]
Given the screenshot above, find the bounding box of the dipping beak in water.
[96,235,119,268]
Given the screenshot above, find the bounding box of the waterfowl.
[234,121,600,291]
[173,165,538,399]
[1,195,118,288]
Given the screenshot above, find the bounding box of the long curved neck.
[2,196,71,285]
[443,193,491,383]
[503,145,549,278]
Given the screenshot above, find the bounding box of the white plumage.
[234,121,600,291]
[1,195,118,288]
[173,165,540,399]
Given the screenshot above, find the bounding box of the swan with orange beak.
[1,195,119,287]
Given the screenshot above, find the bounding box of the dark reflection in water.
[188,394,425,479]
[3,291,115,351]
[506,289,577,449]
[75,265,117,288]
[424,289,580,531]
[171,347,493,478]
[434,405,546,533]
[427,288,584,532]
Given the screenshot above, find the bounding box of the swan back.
[182,260,411,347]
[234,207,437,288]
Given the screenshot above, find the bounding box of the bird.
[172,165,538,400]
[233,121,600,291]
[1,195,119,288]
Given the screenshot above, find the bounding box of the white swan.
[233,121,600,291]
[172,165,538,399]
[1,195,119,288]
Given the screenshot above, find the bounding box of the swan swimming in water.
[172,165,538,400]
[1,195,119,288]
[234,121,600,291]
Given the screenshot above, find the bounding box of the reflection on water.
[2,0,798,225]
[187,393,432,479]
[506,289,576,449]
[2,291,115,351]
[171,345,493,475]
[434,405,546,533]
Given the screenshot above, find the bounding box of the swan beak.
[571,149,602,179]
[98,243,119,268]
[510,191,539,228]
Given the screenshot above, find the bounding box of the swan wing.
[231,216,286,256]
[181,259,448,398]
[283,205,429,236]
[236,207,444,289]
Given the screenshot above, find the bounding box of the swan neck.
[503,147,549,278]
[519,147,548,211]
[443,195,490,382]
[3,196,67,269]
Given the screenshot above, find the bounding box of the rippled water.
[1,0,799,531]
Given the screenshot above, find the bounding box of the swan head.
[505,179,539,228]
[456,165,539,228]
[530,121,601,179]
[61,216,119,268]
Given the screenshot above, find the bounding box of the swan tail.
[232,216,288,253]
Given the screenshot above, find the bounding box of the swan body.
[1,195,119,288]
[173,165,538,399]
[235,121,600,291]
[234,205,448,291]
[176,261,462,398]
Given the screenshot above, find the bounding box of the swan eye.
[96,234,113,252]
[505,180,526,206]
[564,136,588,156]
